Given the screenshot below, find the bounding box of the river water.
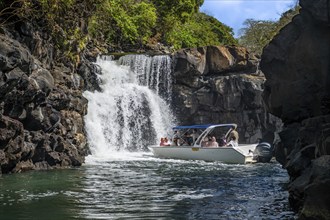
[0,55,296,219]
[0,152,296,220]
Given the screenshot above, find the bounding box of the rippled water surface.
[0,153,296,220]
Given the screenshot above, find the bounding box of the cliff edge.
[260,0,330,218]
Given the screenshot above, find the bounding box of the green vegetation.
[0,0,99,65]
[88,0,158,47]
[0,0,301,61]
[88,0,236,49]
[238,5,300,55]
[0,0,237,60]
[164,12,236,49]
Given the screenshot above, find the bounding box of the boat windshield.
[195,125,234,147]
[171,126,207,146]
[171,124,236,147]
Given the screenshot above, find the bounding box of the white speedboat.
[148,124,273,164]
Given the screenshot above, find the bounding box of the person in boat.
[160,137,166,146]
[183,132,193,145]
[218,138,227,147]
[227,126,239,143]
[208,136,219,147]
[226,136,238,147]
[164,137,171,146]
[173,130,179,146]
[201,136,209,147]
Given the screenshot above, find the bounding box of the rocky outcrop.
[172,46,281,144]
[0,23,100,174]
[260,0,330,219]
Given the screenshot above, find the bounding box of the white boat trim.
[148,145,256,164]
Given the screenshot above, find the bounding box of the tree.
[89,0,157,47]
[151,0,204,22]
[1,0,237,53]
[164,12,237,49]
[238,5,300,55]
[238,19,277,55]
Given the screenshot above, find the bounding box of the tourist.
[218,138,227,147]
[164,137,171,146]
[173,130,179,146]
[201,137,209,147]
[208,136,219,147]
[160,137,166,146]
[227,136,238,147]
[183,132,193,145]
[227,126,239,143]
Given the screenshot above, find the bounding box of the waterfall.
[83,55,175,158]
[118,54,172,102]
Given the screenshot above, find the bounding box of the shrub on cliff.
[164,12,237,49]
[0,0,99,65]
[88,0,157,48]
[88,0,236,49]
[0,0,237,55]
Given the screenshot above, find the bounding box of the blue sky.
[200,0,297,37]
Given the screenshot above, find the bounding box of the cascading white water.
[83,55,175,158]
[118,54,172,102]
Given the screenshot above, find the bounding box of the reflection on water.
[0,153,296,220]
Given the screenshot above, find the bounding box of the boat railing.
[168,124,237,148]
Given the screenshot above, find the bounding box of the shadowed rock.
[0,23,99,174]
[260,0,330,218]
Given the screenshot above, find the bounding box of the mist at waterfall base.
[0,56,296,219]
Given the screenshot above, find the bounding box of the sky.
[200,0,297,37]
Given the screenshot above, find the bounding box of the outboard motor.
[253,142,274,163]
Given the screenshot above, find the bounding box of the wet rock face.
[172,46,280,144]
[0,24,99,174]
[260,0,330,218]
[0,116,24,173]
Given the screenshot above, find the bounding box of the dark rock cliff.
[260,0,330,218]
[0,20,280,174]
[0,23,100,174]
[172,46,281,144]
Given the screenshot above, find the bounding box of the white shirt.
[227,140,238,147]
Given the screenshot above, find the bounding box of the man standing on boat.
[227,126,239,143]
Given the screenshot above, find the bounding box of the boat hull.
[148,144,257,164]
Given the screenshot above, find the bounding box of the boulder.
[0,34,32,72]
[29,66,54,95]
[0,115,24,173]
[77,61,101,91]
[174,45,258,78]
